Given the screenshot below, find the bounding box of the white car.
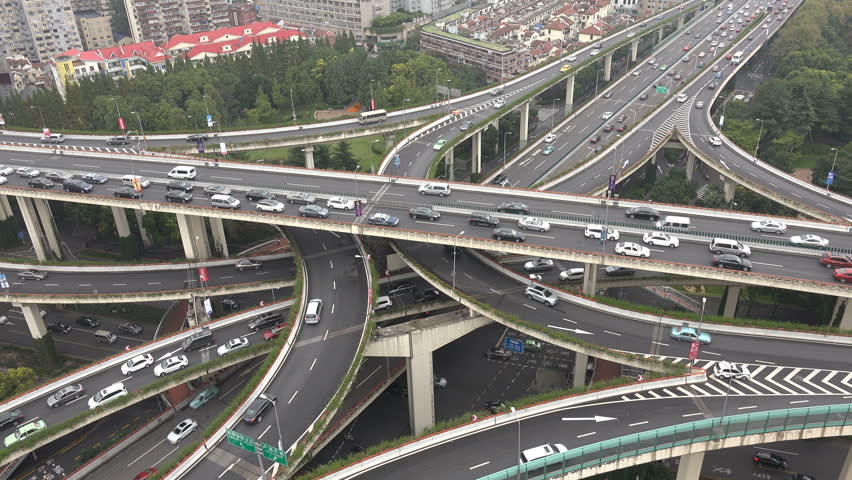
[88,382,128,410]
[590,49,600,55]
[0,176,6,185]
[0,165,13,176]
[16,167,40,178]
[374,296,392,311]
[256,199,285,213]
[327,196,355,210]
[648,58,656,65]
[790,234,829,248]
[627,32,635,38]
[217,337,249,357]
[524,285,558,306]
[695,101,704,109]
[121,353,154,375]
[602,112,613,120]
[167,418,198,444]
[544,134,556,143]
[631,70,640,76]
[714,361,751,379]
[493,100,506,109]
[154,355,189,377]
[698,51,706,57]
[615,242,651,258]
[643,231,680,248]
[750,219,787,234]
[709,136,723,146]
[517,216,551,232]
[566,54,577,61]
[676,94,688,103]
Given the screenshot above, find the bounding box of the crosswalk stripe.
[622,395,631,401]
[649,390,662,398]
[676,387,694,397]
[662,388,678,397]
[802,370,833,395]
[732,378,764,395]
[764,367,799,395]
[690,384,712,396]
[634,393,646,399]
[708,377,744,395]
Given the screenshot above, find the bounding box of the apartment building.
[124,0,231,44]
[228,2,260,26]
[421,24,522,81]
[259,0,392,40]
[76,11,115,50]
[0,0,83,62]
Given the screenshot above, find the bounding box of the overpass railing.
[477,403,852,480]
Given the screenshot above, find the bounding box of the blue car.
[543,145,556,155]
[367,213,400,227]
[670,326,711,345]
[189,386,220,410]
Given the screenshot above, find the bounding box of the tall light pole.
[827,147,839,191]
[130,111,147,151]
[402,98,411,139]
[289,88,296,125]
[753,118,764,158]
[370,139,380,174]
[434,69,441,103]
[259,393,283,450]
[203,94,212,134]
[452,230,465,291]
[30,106,45,129]
[551,98,561,130]
[691,297,707,369]
[503,132,512,170]
[511,406,521,480]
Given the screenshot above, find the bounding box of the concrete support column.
[111,206,132,238]
[135,210,153,248]
[34,199,62,259]
[0,195,13,220]
[572,352,588,388]
[686,152,696,181]
[630,39,639,62]
[677,15,685,29]
[657,26,664,42]
[519,101,530,148]
[17,197,49,261]
[675,451,706,480]
[723,286,740,318]
[838,438,852,480]
[582,263,598,296]
[564,75,575,115]
[471,130,482,174]
[444,149,455,181]
[303,145,315,169]
[19,304,47,339]
[603,53,613,82]
[176,214,211,260]
[835,297,852,330]
[406,334,436,434]
[384,133,395,151]
[490,118,499,131]
[208,217,229,257]
[723,177,736,202]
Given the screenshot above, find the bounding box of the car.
[631,70,640,77]
[167,180,193,192]
[712,254,753,271]
[643,231,679,248]
[834,268,852,283]
[133,468,157,480]
[114,186,143,199]
[413,289,441,303]
[616,124,629,132]
[707,82,717,91]
[560,64,571,72]
[459,120,473,131]
[256,199,285,212]
[75,316,100,328]
[639,93,648,101]
[60,179,93,193]
[602,92,612,99]
[186,133,209,142]
[660,64,668,70]
[154,355,189,376]
[246,189,275,201]
[676,94,688,103]
[589,49,600,55]
[0,410,24,431]
[88,382,128,410]
[468,212,500,227]
[492,228,525,242]
[106,135,131,145]
[189,386,220,409]
[524,339,542,352]
[518,217,550,232]
[605,266,636,276]
[373,296,392,311]
[498,202,530,215]
[47,384,84,408]
[714,361,751,379]
[409,206,441,221]
[647,58,656,65]
[327,197,355,210]
[698,51,706,58]
[819,253,852,268]
[299,204,329,218]
[119,322,143,335]
[750,219,787,234]
[544,133,557,143]
[47,322,71,334]
[167,418,198,444]
[45,170,74,182]
[671,325,711,344]
[589,135,602,144]
[121,354,155,375]
[543,145,555,155]
[753,451,788,469]
[165,191,193,203]
[263,323,288,341]
[625,206,660,221]
[4,420,46,447]
[17,269,47,280]
[368,213,400,227]
[708,136,723,146]
[683,44,691,51]
[695,101,704,109]
[584,224,619,241]
[0,165,13,176]
[603,124,614,133]
[524,285,558,306]
[601,112,613,120]
[493,100,506,109]
[790,234,828,248]
[243,395,275,424]
[28,178,54,189]
[41,134,65,143]
[217,337,249,356]
[204,185,231,196]
[524,258,554,272]
[762,23,768,28]
[235,259,262,271]
[615,242,651,258]
[388,283,416,296]
[491,173,509,186]
[566,54,577,61]
[712,64,721,72]
[484,347,512,361]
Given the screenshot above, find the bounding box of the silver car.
[750,219,787,234]
[524,285,558,306]
[17,269,47,280]
[235,259,263,271]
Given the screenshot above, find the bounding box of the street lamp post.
[203,94,212,134]
[402,98,411,140]
[369,79,375,109]
[503,132,512,170]
[130,111,147,151]
[753,118,764,158]
[259,393,283,450]
[289,88,296,125]
[691,297,707,369]
[452,230,465,291]
[827,147,839,191]
[511,407,521,480]
[434,69,441,103]
[551,98,561,130]
[29,106,45,129]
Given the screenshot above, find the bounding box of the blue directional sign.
[609,174,616,191]
[827,171,835,186]
[504,337,524,353]
[394,154,401,168]
[197,141,205,154]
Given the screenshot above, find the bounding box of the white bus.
[731,51,744,65]
[358,109,387,125]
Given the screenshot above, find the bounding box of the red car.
[726,53,733,59]
[683,44,691,51]
[134,468,157,480]
[603,124,614,132]
[616,124,628,132]
[263,323,288,341]
[820,253,852,269]
[833,268,852,283]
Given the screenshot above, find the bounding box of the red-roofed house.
[578,25,606,43]
[161,22,302,57]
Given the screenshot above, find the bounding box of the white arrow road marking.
[784,368,812,394]
[802,370,833,394]
[547,324,593,335]
[157,348,182,361]
[561,416,616,422]
[764,367,798,395]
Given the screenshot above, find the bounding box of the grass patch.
[63,303,167,326]
[0,345,87,379]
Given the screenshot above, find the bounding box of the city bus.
[358,109,387,125]
[731,51,744,65]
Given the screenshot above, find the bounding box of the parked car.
[167,418,198,444]
[492,228,525,242]
[373,297,392,311]
[242,395,275,424]
[46,384,85,408]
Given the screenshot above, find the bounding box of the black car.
[28,178,54,189]
[491,173,508,185]
[63,179,93,193]
[590,135,602,144]
[625,206,660,220]
[0,410,24,430]
[47,322,72,334]
[242,395,276,424]
[75,316,100,328]
[114,186,143,199]
[186,133,209,142]
[413,289,440,303]
[712,254,752,271]
[707,83,717,90]
[222,298,241,312]
[388,382,408,397]
[468,212,500,227]
[298,205,330,218]
[246,189,275,201]
[82,173,109,184]
[484,347,512,361]
[605,266,636,276]
[492,228,525,242]
[118,322,143,335]
[165,191,193,203]
[106,135,131,145]
[497,202,530,215]
[753,451,788,469]
[409,206,440,221]
[167,180,193,192]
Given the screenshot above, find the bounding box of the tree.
[332,140,358,171]
[0,367,37,401]
[247,88,276,124]
[141,212,180,248]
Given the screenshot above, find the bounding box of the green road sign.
[261,443,288,466]
[227,429,256,453]
[656,85,669,94]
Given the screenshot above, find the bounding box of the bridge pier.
[657,26,664,43]
[444,149,455,181]
[406,339,436,434]
[18,304,47,339]
[135,210,153,249]
[677,15,685,29]
[564,75,575,115]
[722,285,740,317]
[630,38,639,62]
[471,131,482,174]
[0,194,14,220]
[519,101,530,148]
[572,352,589,388]
[582,263,598,296]
[176,214,212,260]
[686,151,696,181]
[675,451,705,480]
[834,297,852,330]
[18,197,52,261]
[839,438,852,480]
[384,132,395,151]
[34,199,62,259]
[209,217,229,257]
[112,206,132,238]
[603,53,613,82]
[303,145,315,169]
[723,177,736,203]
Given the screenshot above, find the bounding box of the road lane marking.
[211,176,243,181]
[603,330,621,336]
[288,391,299,404]
[703,351,721,356]
[522,303,537,310]
[127,439,167,467]
[258,424,272,439]
[754,360,775,364]
[737,405,757,410]
[562,318,577,324]
[457,200,493,206]
[751,262,783,268]
[73,164,101,168]
[553,210,592,216]
[469,462,491,470]
[310,358,317,370]
[682,412,703,418]
[629,421,648,427]
[576,432,596,438]
[789,400,809,404]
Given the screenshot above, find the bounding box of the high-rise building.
[76,11,115,50]
[124,0,231,44]
[227,1,260,27]
[259,0,392,40]
[0,0,83,62]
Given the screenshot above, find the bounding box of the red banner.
[198,267,208,282]
[118,117,126,130]
[370,98,376,110]
[688,341,700,361]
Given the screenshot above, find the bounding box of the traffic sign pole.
[255,442,269,480]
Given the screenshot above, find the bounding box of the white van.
[521,443,568,463]
[168,166,197,180]
[210,194,240,209]
[655,216,691,229]
[304,299,323,324]
[559,268,584,282]
[94,330,117,344]
[584,224,620,241]
[709,237,751,257]
[122,174,150,188]
[418,183,451,196]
